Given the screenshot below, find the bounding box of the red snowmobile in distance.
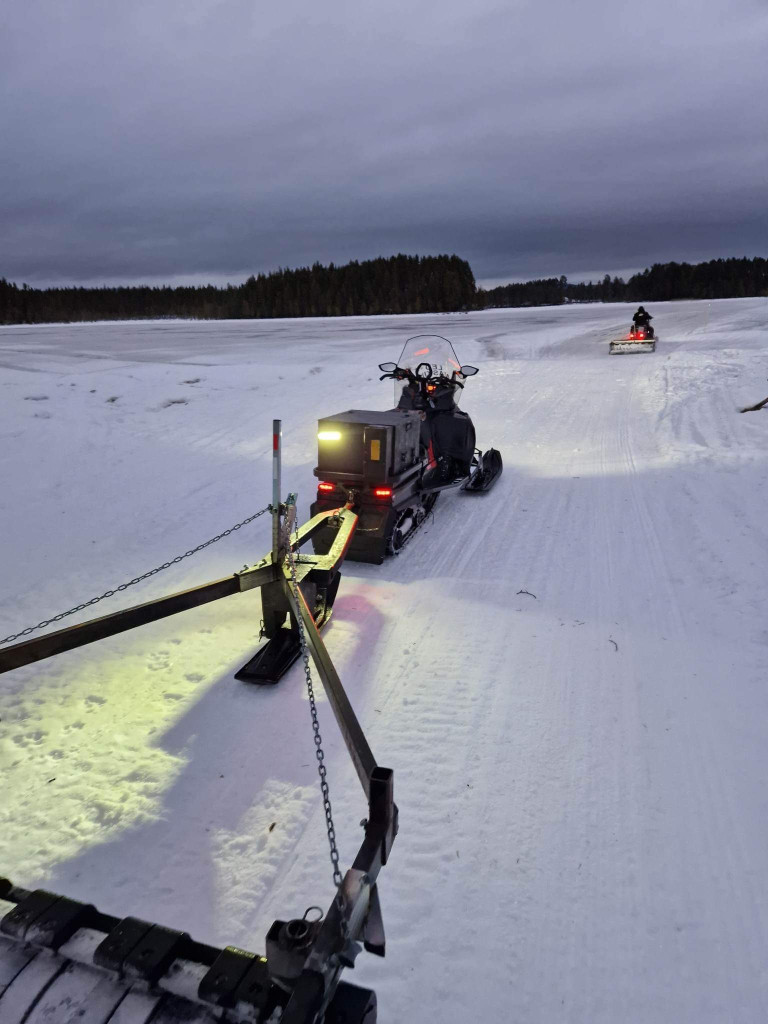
[310,335,502,563]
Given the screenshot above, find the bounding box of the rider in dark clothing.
[631,306,654,336]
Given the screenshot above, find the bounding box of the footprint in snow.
[123,768,154,783]
[147,650,171,671]
[12,729,47,746]
[161,398,189,408]
[24,395,49,401]
[105,395,120,403]
[180,378,201,384]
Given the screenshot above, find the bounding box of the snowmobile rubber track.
[386,492,439,555]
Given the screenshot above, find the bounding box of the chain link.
[283,505,343,889]
[1,506,270,645]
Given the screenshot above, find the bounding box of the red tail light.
[318,482,335,493]
[373,487,392,498]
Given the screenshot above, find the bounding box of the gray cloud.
[1,0,767,286]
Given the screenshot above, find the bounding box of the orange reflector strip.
[414,347,429,355]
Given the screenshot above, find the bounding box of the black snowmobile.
[310,335,502,563]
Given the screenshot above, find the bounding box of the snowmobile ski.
[235,568,342,683]
[462,447,503,492]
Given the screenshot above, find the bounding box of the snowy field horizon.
[2,298,767,1021]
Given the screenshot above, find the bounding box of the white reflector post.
[272,419,281,560]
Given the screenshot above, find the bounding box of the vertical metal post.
[272,419,282,561]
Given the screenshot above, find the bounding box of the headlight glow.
[318,430,342,441]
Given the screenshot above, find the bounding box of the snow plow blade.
[0,882,378,1024]
[609,339,656,354]
[462,448,503,493]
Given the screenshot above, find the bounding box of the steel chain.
[284,506,343,889]
[1,506,270,645]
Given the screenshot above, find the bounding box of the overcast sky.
[1,0,767,288]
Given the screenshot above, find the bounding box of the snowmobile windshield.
[394,335,465,406]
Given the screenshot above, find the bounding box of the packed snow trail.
[1,299,767,1022]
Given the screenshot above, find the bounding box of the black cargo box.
[315,409,421,486]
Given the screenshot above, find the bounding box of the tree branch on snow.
[739,396,768,413]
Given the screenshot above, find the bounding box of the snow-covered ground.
[1,299,767,1022]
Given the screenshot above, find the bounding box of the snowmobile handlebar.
[378,364,416,383]
[378,363,466,388]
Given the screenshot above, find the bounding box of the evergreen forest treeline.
[0,255,475,324]
[481,256,768,309]
[1,254,766,325]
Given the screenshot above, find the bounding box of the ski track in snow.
[1,299,768,1022]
